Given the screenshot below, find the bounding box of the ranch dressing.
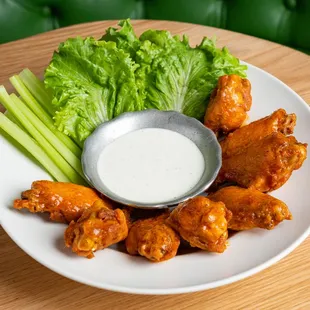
[97,128,205,204]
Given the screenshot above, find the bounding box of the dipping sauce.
[97,128,205,204]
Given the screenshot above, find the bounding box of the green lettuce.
[102,20,247,120]
[101,19,140,58]
[45,19,247,143]
[44,37,143,144]
[138,29,247,120]
[135,31,214,119]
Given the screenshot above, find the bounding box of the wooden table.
[1,20,310,310]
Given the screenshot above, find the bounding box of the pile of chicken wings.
[13,74,307,262]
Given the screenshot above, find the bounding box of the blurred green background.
[0,0,309,53]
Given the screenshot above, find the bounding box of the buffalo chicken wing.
[166,196,232,253]
[13,180,110,223]
[65,200,128,258]
[216,133,307,192]
[204,74,252,135]
[220,109,296,158]
[125,212,180,262]
[209,186,292,230]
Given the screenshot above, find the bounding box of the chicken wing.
[13,180,112,223]
[125,212,180,262]
[208,186,292,230]
[204,74,252,135]
[216,133,307,192]
[220,109,296,158]
[166,196,232,253]
[64,200,128,258]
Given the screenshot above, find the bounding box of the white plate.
[1,62,310,295]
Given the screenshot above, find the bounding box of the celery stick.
[6,111,26,132]
[0,113,70,182]
[19,68,54,115]
[0,87,86,185]
[9,75,83,155]
[10,93,85,179]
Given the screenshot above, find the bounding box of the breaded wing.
[209,186,292,230]
[204,74,252,135]
[166,196,232,253]
[13,180,110,223]
[65,200,128,258]
[125,212,180,262]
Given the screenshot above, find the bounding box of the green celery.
[10,93,85,179]
[0,112,70,182]
[19,68,54,115]
[0,86,86,185]
[5,111,26,131]
[9,75,83,154]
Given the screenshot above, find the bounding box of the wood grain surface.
[0,20,310,310]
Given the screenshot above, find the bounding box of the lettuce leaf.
[135,31,211,118]
[101,19,140,58]
[136,30,247,120]
[197,37,247,80]
[45,19,247,143]
[102,21,247,120]
[44,37,143,143]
